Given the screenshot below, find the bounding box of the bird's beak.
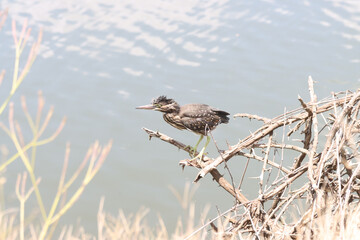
[136,104,155,110]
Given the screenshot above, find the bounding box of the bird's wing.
[179,105,220,135]
[179,104,211,118]
[180,104,229,123]
[179,116,209,135]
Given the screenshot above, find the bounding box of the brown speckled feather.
[164,104,229,135]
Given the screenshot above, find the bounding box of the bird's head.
[136,96,180,113]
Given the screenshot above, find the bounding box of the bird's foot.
[185,145,198,157]
[187,148,206,166]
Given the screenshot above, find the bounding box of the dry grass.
[0,188,359,239]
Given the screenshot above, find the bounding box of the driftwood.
[142,77,360,239]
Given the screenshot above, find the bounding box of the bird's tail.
[213,110,230,124]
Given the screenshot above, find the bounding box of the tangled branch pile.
[143,77,360,239]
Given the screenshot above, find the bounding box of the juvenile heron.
[136,96,230,160]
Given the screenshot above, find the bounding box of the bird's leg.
[193,135,204,156]
[187,135,203,157]
[190,135,210,162]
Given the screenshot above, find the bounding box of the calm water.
[0,0,359,234]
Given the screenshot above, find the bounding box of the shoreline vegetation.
[0,10,114,240]
[1,10,360,239]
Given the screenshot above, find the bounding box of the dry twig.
[141,77,360,238]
